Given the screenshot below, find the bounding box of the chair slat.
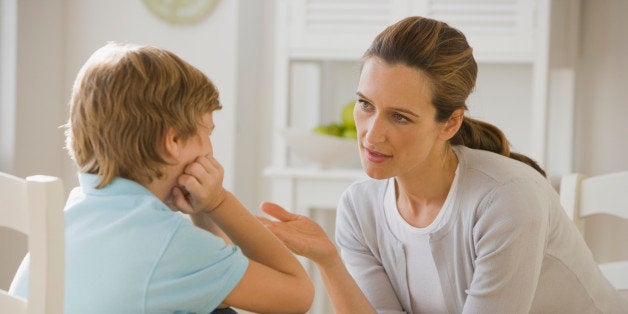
[0,171,65,314]
[599,261,628,290]
[0,291,27,313]
[580,171,628,219]
[0,173,28,233]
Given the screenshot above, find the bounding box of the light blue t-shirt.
[10,173,248,314]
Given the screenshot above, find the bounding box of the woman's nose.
[365,116,386,144]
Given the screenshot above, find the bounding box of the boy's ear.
[163,128,181,161]
[440,108,464,141]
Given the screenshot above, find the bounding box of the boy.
[10,42,313,314]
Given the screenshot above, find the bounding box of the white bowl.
[283,128,361,168]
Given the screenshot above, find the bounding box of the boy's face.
[178,112,215,168]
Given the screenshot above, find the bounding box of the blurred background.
[1,0,627,312]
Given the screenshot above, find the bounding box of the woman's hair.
[65,42,222,188]
[363,16,545,176]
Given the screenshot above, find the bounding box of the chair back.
[0,172,65,314]
[560,171,628,291]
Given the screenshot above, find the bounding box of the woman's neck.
[394,146,458,227]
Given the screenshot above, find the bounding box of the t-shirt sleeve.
[145,220,248,313]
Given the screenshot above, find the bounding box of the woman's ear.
[163,128,181,162]
[440,108,464,141]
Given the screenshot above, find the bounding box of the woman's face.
[355,57,450,180]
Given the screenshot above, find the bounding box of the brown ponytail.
[363,16,546,177]
[451,117,546,177]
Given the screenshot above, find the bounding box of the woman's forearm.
[258,202,375,313]
[317,253,377,314]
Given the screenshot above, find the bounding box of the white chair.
[560,171,628,292]
[0,171,65,314]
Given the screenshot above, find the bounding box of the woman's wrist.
[315,248,343,270]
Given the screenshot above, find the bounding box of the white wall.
[11,0,66,184]
[574,0,628,176]
[232,0,274,212]
[62,0,240,191]
[0,0,66,289]
[574,0,628,263]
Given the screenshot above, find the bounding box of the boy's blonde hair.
[65,42,222,188]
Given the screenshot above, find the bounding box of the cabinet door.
[414,0,536,62]
[286,0,410,59]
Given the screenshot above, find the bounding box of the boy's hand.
[171,155,226,214]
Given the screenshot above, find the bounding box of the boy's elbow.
[303,279,315,312]
[283,274,314,314]
[292,276,315,314]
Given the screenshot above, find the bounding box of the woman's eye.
[358,100,373,111]
[393,112,410,123]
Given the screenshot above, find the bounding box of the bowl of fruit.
[283,101,361,168]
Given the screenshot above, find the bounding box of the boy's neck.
[141,176,176,203]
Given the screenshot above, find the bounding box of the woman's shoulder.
[454,145,548,188]
[453,146,558,221]
[453,146,557,215]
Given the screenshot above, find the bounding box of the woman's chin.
[362,164,392,180]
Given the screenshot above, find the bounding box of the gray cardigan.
[336,145,628,313]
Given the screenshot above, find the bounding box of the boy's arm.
[189,213,232,244]
[172,155,314,314]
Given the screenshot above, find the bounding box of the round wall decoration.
[142,0,220,25]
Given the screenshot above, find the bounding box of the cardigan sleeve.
[335,190,408,314]
[463,179,549,314]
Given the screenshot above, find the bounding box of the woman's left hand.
[258,202,339,266]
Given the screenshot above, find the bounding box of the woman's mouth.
[364,147,392,163]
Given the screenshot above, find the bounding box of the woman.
[259,16,628,313]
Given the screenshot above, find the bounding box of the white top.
[384,166,459,314]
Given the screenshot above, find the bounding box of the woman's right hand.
[258,202,339,266]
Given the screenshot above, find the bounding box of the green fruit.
[313,125,331,135]
[341,101,356,128]
[327,123,344,136]
[341,127,357,140]
[313,123,344,137]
